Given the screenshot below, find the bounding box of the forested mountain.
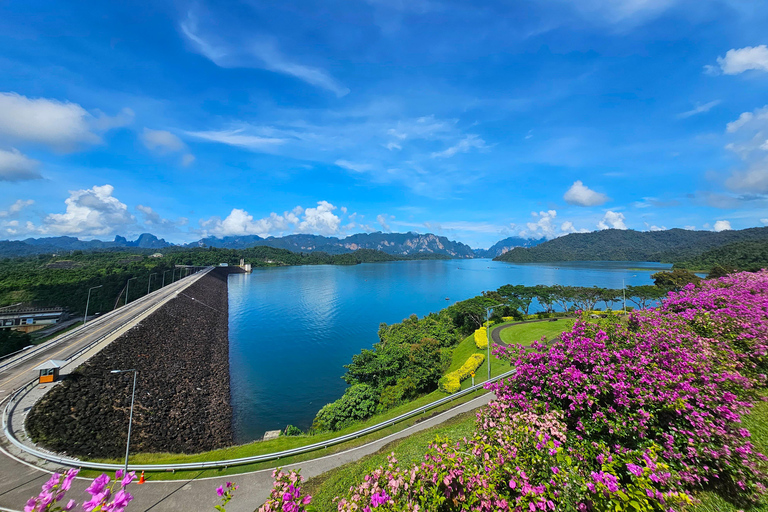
[0,234,171,257]
[473,236,546,258]
[672,239,768,271]
[494,227,768,264]
[192,231,476,258]
[2,231,474,258]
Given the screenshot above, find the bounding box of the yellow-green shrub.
[474,326,488,349]
[502,316,515,322]
[439,353,485,393]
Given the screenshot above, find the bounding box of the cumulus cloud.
[295,201,341,235]
[0,199,34,218]
[201,201,342,238]
[431,134,486,158]
[141,128,195,166]
[714,220,732,232]
[0,92,131,150]
[712,45,768,75]
[726,111,756,133]
[518,210,587,238]
[41,184,136,236]
[563,180,610,207]
[597,211,627,230]
[0,148,42,181]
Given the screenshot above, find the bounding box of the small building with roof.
[33,359,67,384]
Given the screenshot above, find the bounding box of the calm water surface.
[228,259,670,442]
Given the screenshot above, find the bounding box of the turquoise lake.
[227,259,670,442]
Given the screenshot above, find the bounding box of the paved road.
[0,269,210,512]
[0,392,493,512]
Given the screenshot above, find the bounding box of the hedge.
[474,326,488,349]
[439,353,485,393]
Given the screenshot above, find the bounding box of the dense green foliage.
[0,247,440,312]
[673,239,768,272]
[494,227,768,264]
[311,384,380,432]
[0,328,32,357]
[651,268,702,290]
[313,281,675,432]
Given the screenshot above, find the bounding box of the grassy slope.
[79,326,520,480]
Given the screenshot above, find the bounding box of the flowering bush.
[24,469,135,512]
[257,270,768,510]
[439,353,484,393]
[258,469,312,512]
[474,326,488,349]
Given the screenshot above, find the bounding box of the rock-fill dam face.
[26,267,234,458]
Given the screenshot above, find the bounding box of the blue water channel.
[227,259,670,442]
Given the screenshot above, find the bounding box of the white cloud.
[201,201,342,238]
[180,12,349,97]
[726,111,755,133]
[760,219,768,225]
[597,211,627,230]
[644,222,667,231]
[42,184,136,236]
[141,129,185,153]
[522,210,560,238]
[0,199,34,218]
[335,159,374,173]
[560,221,575,232]
[0,148,42,181]
[377,214,392,232]
[141,128,195,166]
[385,142,402,151]
[725,161,768,193]
[431,134,486,158]
[677,100,721,119]
[295,201,341,235]
[684,225,696,230]
[0,92,131,150]
[186,128,286,151]
[713,220,732,232]
[714,45,768,75]
[563,180,610,207]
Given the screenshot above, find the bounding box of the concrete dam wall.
[26,267,234,458]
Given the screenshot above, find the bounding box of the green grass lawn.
[497,320,570,346]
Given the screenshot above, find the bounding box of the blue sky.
[1,0,767,249]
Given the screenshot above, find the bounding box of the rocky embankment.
[26,268,234,458]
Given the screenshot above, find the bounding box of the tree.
[533,285,554,313]
[598,288,620,310]
[550,285,574,313]
[651,269,701,291]
[625,285,666,310]
[571,286,602,312]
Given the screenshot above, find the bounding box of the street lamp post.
[622,279,626,313]
[125,277,137,306]
[162,269,171,287]
[110,369,137,475]
[147,273,157,295]
[484,303,505,380]
[83,285,102,325]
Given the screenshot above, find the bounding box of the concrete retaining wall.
[25,268,233,458]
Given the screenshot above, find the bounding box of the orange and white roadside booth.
[33,360,66,384]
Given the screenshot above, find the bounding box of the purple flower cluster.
[258,469,312,512]
[24,469,135,512]
[288,270,768,510]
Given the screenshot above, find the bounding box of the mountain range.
[493,227,768,264]
[3,227,767,267]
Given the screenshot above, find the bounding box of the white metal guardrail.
[3,367,516,472]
